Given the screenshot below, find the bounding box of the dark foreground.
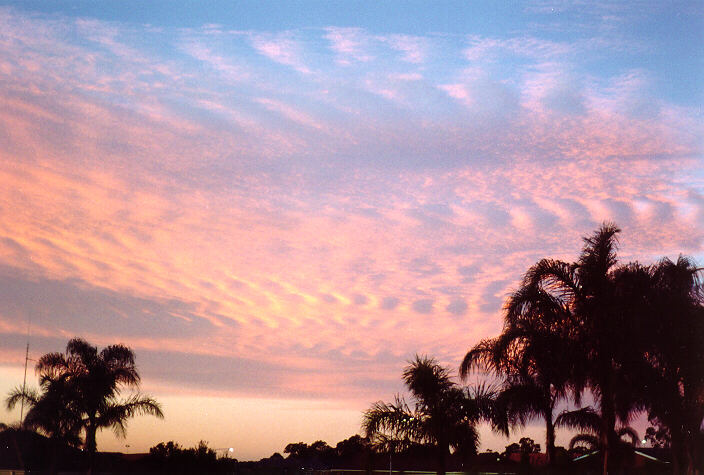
[0,429,677,475]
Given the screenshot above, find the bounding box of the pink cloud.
[255,97,326,130]
[181,41,251,82]
[379,34,429,64]
[437,83,473,106]
[324,27,373,64]
[249,33,311,73]
[0,7,701,420]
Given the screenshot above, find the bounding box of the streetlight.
[214,447,235,458]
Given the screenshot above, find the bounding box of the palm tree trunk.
[49,437,59,475]
[598,361,617,475]
[683,434,696,475]
[599,402,616,475]
[436,441,448,475]
[544,410,555,466]
[85,421,97,475]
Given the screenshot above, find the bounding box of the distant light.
[229,448,234,452]
[642,439,647,444]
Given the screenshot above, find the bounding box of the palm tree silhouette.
[462,224,702,473]
[7,384,82,447]
[363,355,495,475]
[34,338,163,470]
[461,278,577,466]
[511,223,650,473]
[556,406,639,460]
[7,375,83,474]
[636,256,704,473]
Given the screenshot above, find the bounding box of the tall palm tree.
[34,338,163,468]
[513,223,652,473]
[363,355,495,475]
[461,282,575,465]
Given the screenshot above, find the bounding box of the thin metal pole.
[19,341,29,426]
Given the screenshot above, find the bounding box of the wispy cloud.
[249,32,311,73]
[255,97,325,130]
[181,41,251,82]
[324,27,374,64]
[379,34,429,64]
[464,34,572,61]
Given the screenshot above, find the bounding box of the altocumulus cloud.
[0,5,701,405]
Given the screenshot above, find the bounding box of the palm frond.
[555,407,600,434]
[35,352,68,381]
[569,434,599,451]
[100,394,163,425]
[362,396,415,439]
[496,381,545,428]
[523,259,580,302]
[403,355,452,402]
[6,386,39,410]
[101,345,140,388]
[460,338,501,379]
[463,382,499,426]
[66,338,98,364]
[579,222,620,278]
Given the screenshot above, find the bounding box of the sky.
[0,0,703,460]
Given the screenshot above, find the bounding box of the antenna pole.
[20,341,29,426]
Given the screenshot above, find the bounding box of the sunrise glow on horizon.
[0,0,702,461]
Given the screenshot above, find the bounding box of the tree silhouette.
[461,279,576,465]
[7,375,83,474]
[635,256,704,473]
[644,424,671,449]
[31,338,163,470]
[556,406,639,459]
[363,355,496,475]
[6,382,82,448]
[460,224,702,472]
[508,223,653,473]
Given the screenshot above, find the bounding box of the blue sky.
[5,0,701,105]
[0,0,702,459]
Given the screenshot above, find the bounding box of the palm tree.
[461,282,575,465]
[7,375,83,474]
[556,407,639,463]
[34,338,163,468]
[513,223,652,473]
[462,224,702,473]
[637,257,704,474]
[363,356,495,475]
[6,381,82,447]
